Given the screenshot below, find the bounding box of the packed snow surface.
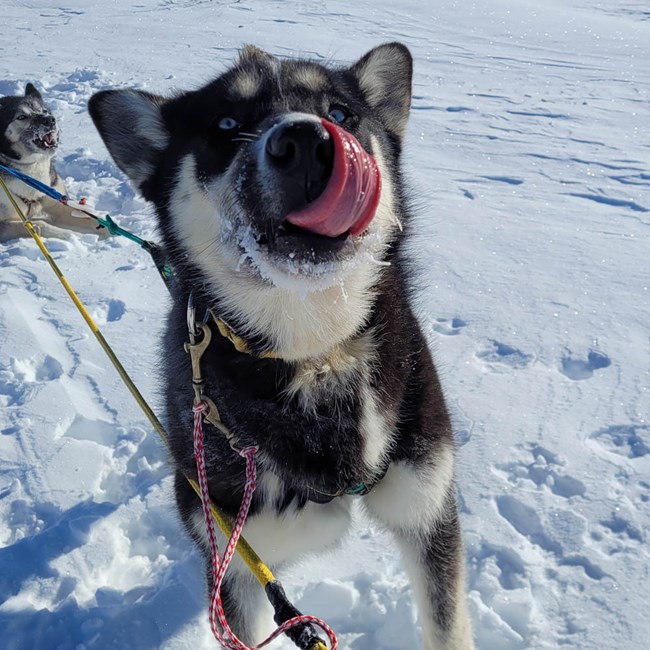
[1,1,648,649]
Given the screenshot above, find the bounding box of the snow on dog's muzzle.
[285,119,381,238]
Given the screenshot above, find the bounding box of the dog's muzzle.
[262,115,381,239]
[265,119,334,211]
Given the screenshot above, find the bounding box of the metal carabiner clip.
[187,291,199,344]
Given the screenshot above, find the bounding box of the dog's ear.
[25,83,42,101]
[88,89,169,192]
[351,43,413,138]
[238,44,276,66]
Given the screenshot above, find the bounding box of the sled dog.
[89,43,474,649]
[0,83,102,241]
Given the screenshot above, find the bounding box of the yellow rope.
[0,177,329,650]
[0,176,274,582]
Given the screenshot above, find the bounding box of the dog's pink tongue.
[285,119,381,238]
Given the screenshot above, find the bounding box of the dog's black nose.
[41,115,56,128]
[265,120,334,211]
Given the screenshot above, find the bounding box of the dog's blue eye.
[16,115,28,121]
[218,117,239,131]
[328,106,349,124]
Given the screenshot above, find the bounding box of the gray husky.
[0,83,103,241]
[89,44,475,649]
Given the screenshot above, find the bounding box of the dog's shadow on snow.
[0,499,202,649]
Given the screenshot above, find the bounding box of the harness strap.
[188,314,387,500]
[193,400,337,649]
[15,194,40,208]
[211,311,281,360]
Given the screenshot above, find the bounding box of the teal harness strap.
[99,214,173,284]
[344,482,373,496]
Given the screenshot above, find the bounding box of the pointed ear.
[351,43,413,138]
[88,89,169,191]
[238,44,276,66]
[25,83,42,101]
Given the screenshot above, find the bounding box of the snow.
[1,0,649,648]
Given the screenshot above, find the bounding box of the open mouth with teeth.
[34,131,58,150]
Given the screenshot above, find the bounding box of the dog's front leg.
[176,472,273,644]
[363,454,475,650]
[212,564,273,645]
[40,195,109,237]
[178,471,353,645]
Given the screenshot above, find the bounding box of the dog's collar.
[209,310,282,360]
[0,152,20,165]
[0,152,31,169]
[306,467,388,503]
[186,300,387,501]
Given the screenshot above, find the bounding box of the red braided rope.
[192,400,338,650]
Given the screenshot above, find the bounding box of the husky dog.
[89,44,474,649]
[0,83,103,241]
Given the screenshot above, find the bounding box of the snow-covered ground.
[1,1,648,648]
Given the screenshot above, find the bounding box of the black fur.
[164,256,452,513]
[89,44,473,649]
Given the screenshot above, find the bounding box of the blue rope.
[0,162,68,202]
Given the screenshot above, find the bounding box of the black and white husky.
[89,43,474,649]
[0,83,102,241]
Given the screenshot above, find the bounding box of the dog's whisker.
[390,213,404,231]
[367,254,392,267]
